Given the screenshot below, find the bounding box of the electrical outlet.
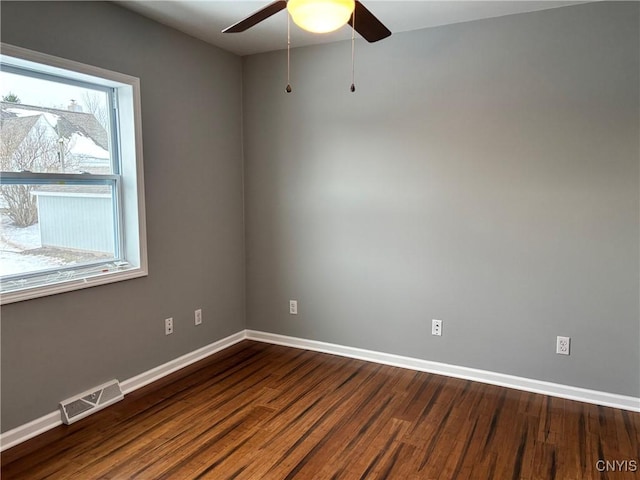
[556,336,570,355]
[432,319,442,336]
[289,300,298,315]
[195,309,202,326]
[165,317,173,335]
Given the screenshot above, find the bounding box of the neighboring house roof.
[0,115,40,154]
[0,102,109,167]
[1,101,109,148]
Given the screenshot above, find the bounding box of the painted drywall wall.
[1,2,245,431]
[243,2,640,397]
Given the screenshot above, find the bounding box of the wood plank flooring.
[2,340,639,479]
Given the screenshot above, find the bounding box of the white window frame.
[0,43,147,304]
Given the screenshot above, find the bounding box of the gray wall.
[1,2,245,431]
[243,2,640,397]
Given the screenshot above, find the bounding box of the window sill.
[0,266,148,305]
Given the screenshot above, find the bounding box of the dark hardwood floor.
[2,340,639,479]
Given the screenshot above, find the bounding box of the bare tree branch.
[82,92,109,130]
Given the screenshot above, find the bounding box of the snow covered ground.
[0,214,64,276]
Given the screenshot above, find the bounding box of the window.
[0,44,147,304]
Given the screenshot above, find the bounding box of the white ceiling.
[118,1,584,56]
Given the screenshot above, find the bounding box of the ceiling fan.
[222,0,392,43]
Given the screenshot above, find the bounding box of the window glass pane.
[0,183,117,278]
[0,70,112,174]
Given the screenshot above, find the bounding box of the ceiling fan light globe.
[287,0,355,33]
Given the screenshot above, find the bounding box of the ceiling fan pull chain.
[350,7,356,93]
[286,12,292,93]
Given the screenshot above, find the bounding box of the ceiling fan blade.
[348,1,391,43]
[222,0,287,33]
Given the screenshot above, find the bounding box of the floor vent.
[59,380,124,425]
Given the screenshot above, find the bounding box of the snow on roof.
[5,108,60,127]
[5,107,41,117]
[68,133,109,160]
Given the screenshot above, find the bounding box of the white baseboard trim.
[119,330,246,394]
[4,328,638,452]
[0,330,247,452]
[0,411,63,453]
[245,330,640,413]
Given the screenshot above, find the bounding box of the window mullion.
[1,172,119,185]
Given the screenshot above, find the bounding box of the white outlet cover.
[432,319,442,336]
[289,300,298,315]
[556,336,570,355]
